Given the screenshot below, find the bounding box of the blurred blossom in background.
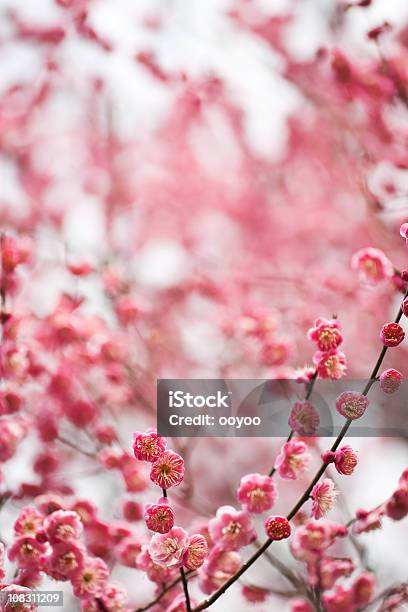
[1,0,408,610]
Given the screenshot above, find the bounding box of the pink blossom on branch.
[133,431,167,463]
[208,506,256,551]
[274,440,311,480]
[313,349,347,379]
[336,392,369,420]
[144,498,175,533]
[149,526,189,568]
[380,323,405,347]
[289,401,320,435]
[150,450,185,490]
[236,473,277,514]
[351,247,394,285]
[307,318,343,351]
[379,368,403,394]
[311,479,339,519]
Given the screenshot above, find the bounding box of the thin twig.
[180,567,192,612]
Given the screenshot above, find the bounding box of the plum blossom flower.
[0,418,28,462]
[133,431,167,462]
[8,537,47,570]
[260,340,291,366]
[121,461,148,493]
[311,479,338,519]
[14,507,44,537]
[313,349,347,379]
[289,401,320,435]
[70,499,97,525]
[45,542,85,580]
[183,534,208,570]
[385,489,408,520]
[121,499,143,522]
[291,520,347,561]
[144,498,175,533]
[274,440,310,480]
[208,506,256,551]
[336,392,369,420]
[380,323,405,347]
[351,247,394,284]
[84,520,112,559]
[264,515,291,541]
[352,572,376,607]
[64,400,97,428]
[71,557,109,599]
[150,450,185,489]
[379,368,402,393]
[43,510,83,544]
[236,473,277,514]
[334,445,358,475]
[149,526,189,568]
[308,318,343,351]
[114,536,145,568]
[402,297,408,317]
[109,522,132,545]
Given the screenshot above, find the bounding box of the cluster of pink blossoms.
[132,430,209,597]
[0,501,130,611]
[308,317,347,380]
[3,2,408,609]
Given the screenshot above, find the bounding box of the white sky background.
[1,1,408,610]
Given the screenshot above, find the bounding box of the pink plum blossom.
[183,534,208,570]
[289,401,320,435]
[149,526,189,568]
[308,318,343,351]
[351,247,394,284]
[336,392,369,420]
[71,557,109,599]
[43,510,83,544]
[313,349,347,379]
[150,451,185,489]
[311,479,338,519]
[236,473,277,513]
[208,506,256,551]
[133,431,167,463]
[274,440,310,480]
[379,369,402,393]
